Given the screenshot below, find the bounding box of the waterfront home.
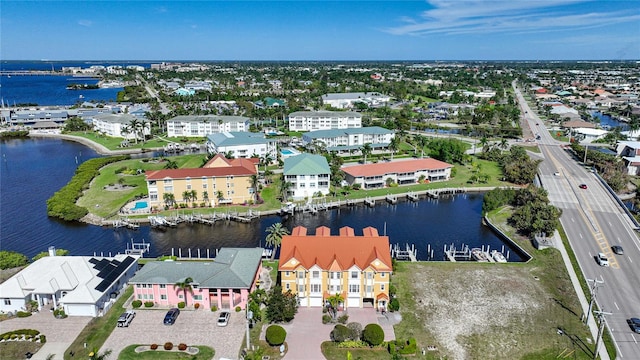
[278,226,392,310]
[301,126,394,153]
[321,92,391,109]
[283,153,331,200]
[206,131,277,160]
[145,154,258,207]
[615,141,640,175]
[288,110,362,132]
[90,113,150,140]
[167,115,250,137]
[342,158,453,189]
[129,247,262,310]
[7,109,69,127]
[0,248,138,317]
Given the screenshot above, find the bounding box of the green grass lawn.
[321,342,390,360]
[0,341,44,360]
[67,132,207,151]
[549,130,570,142]
[64,286,133,360]
[118,345,215,360]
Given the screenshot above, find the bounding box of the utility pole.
[593,310,612,360]
[584,278,604,325]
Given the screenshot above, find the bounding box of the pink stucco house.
[129,248,262,310]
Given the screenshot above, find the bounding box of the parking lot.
[101,308,246,359]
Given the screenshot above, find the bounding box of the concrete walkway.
[552,230,610,360]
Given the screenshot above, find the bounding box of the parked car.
[579,184,588,189]
[117,310,136,327]
[554,172,560,176]
[611,245,624,255]
[163,308,180,325]
[628,318,640,333]
[596,252,609,267]
[217,311,230,327]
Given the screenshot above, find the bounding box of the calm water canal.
[0,138,523,261]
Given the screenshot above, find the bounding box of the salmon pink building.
[129,247,262,310]
[342,158,453,189]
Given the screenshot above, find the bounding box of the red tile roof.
[279,226,392,272]
[342,158,452,178]
[146,154,257,180]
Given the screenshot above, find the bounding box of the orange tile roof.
[279,226,392,272]
[146,154,258,180]
[342,158,452,178]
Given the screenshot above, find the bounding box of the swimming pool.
[133,201,148,210]
[281,149,295,155]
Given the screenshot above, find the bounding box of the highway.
[514,85,640,359]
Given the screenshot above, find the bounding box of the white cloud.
[385,0,640,36]
[77,20,92,27]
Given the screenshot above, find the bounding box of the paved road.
[514,84,640,359]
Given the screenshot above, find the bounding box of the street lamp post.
[246,309,253,351]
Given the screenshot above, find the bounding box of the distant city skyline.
[2,0,639,61]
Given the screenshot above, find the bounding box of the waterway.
[0,138,523,262]
[591,111,627,130]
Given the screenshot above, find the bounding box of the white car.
[596,253,609,267]
[117,310,136,327]
[217,311,230,327]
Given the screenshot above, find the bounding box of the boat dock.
[426,188,467,198]
[390,243,417,262]
[443,243,509,263]
[125,240,150,257]
[407,192,419,202]
[385,194,397,204]
[364,197,375,207]
[112,217,140,230]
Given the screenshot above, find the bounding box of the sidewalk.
[552,230,610,360]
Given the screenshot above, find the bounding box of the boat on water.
[471,248,489,262]
[79,94,84,99]
[491,250,507,263]
[279,201,296,215]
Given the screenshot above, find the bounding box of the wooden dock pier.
[364,197,375,207]
[385,194,397,204]
[125,240,150,257]
[407,192,419,202]
[390,243,417,262]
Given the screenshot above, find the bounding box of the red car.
[579,184,588,189]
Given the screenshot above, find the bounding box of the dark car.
[579,184,588,189]
[627,318,640,333]
[163,308,180,325]
[611,245,624,255]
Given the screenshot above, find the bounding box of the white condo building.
[321,92,391,109]
[288,111,362,132]
[91,114,150,139]
[167,115,250,137]
[206,132,277,160]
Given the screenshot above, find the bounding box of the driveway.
[1,310,92,360]
[101,308,246,360]
[279,307,398,360]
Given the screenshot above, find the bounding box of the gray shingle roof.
[129,248,262,289]
[303,126,393,139]
[207,131,271,146]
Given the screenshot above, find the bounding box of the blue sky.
[2,0,639,60]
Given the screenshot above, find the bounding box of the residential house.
[129,248,262,310]
[278,226,392,310]
[571,128,608,143]
[145,154,258,207]
[288,111,362,132]
[301,127,394,153]
[321,92,391,109]
[91,113,150,139]
[0,248,138,317]
[616,141,640,175]
[167,115,250,137]
[206,131,277,160]
[8,109,69,127]
[342,158,453,189]
[283,154,331,200]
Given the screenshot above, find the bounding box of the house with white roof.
[283,154,331,200]
[167,115,250,137]
[288,111,362,132]
[90,113,150,139]
[0,248,138,317]
[616,141,640,175]
[571,128,608,143]
[321,92,391,109]
[206,131,277,160]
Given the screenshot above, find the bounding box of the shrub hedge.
[265,325,286,346]
[144,301,154,308]
[132,300,142,308]
[330,324,350,342]
[17,311,32,318]
[362,323,384,346]
[46,155,129,221]
[177,301,185,309]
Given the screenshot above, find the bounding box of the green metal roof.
[129,248,262,289]
[283,153,330,175]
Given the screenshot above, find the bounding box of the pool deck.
[120,197,151,215]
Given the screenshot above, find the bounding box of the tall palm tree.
[279,176,292,201]
[360,143,372,164]
[202,191,209,207]
[174,277,194,306]
[182,190,191,204]
[190,190,198,203]
[389,136,399,160]
[261,153,273,174]
[128,119,141,144]
[265,222,290,260]
[415,135,428,158]
[249,174,259,201]
[163,193,176,208]
[327,293,344,319]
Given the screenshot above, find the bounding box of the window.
[136,284,141,288]
[143,294,148,299]
[366,285,373,293]
[159,284,166,289]
[285,283,290,290]
[160,295,167,300]
[331,272,342,279]
[381,273,386,278]
[141,284,147,288]
[148,294,154,300]
[381,284,385,291]
[366,272,374,279]
[297,271,305,279]
[3,299,10,305]
[285,271,290,277]
[137,294,142,300]
[178,294,184,299]
[310,284,322,293]
[349,284,360,293]
[312,271,320,279]
[193,295,202,301]
[350,271,358,279]
[297,285,305,293]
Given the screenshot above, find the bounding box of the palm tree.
[128,119,141,144]
[479,136,490,153]
[190,190,198,203]
[415,135,428,158]
[261,153,273,174]
[327,292,344,319]
[265,222,290,260]
[174,277,194,306]
[279,176,292,201]
[249,174,259,201]
[360,143,372,164]
[499,138,509,150]
[202,191,209,207]
[182,190,191,204]
[163,193,176,208]
[389,136,400,160]
[216,190,225,204]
